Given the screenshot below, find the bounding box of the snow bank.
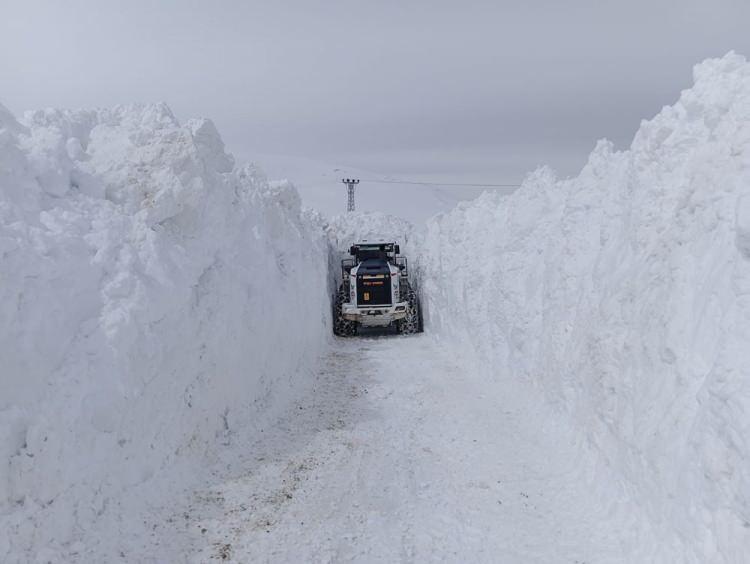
[326,211,414,248]
[421,52,750,562]
[0,103,330,561]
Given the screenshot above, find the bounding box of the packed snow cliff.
[421,52,750,562]
[0,103,330,561]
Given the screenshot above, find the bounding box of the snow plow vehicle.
[333,242,422,336]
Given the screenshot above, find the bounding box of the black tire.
[397,285,420,335]
[333,285,357,337]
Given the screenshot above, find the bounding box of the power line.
[357,178,521,188]
[336,174,518,210]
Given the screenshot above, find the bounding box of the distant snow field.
[1,52,750,562]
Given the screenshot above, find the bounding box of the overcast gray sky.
[2,0,749,183]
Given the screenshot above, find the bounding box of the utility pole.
[342,178,359,212]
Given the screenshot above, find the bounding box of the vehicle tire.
[397,285,420,335]
[333,285,357,337]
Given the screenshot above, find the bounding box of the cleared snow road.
[179,335,653,563]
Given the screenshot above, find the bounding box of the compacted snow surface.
[2,52,750,562]
[179,335,661,563]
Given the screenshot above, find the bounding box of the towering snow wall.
[0,103,330,561]
[421,53,750,562]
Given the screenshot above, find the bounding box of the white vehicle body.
[342,261,409,327]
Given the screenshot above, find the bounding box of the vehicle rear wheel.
[397,286,420,335]
[333,285,357,337]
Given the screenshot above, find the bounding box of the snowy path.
[178,335,650,563]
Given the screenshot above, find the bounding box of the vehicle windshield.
[357,249,388,261]
[355,244,393,262]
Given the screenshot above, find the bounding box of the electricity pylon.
[342,178,359,212]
